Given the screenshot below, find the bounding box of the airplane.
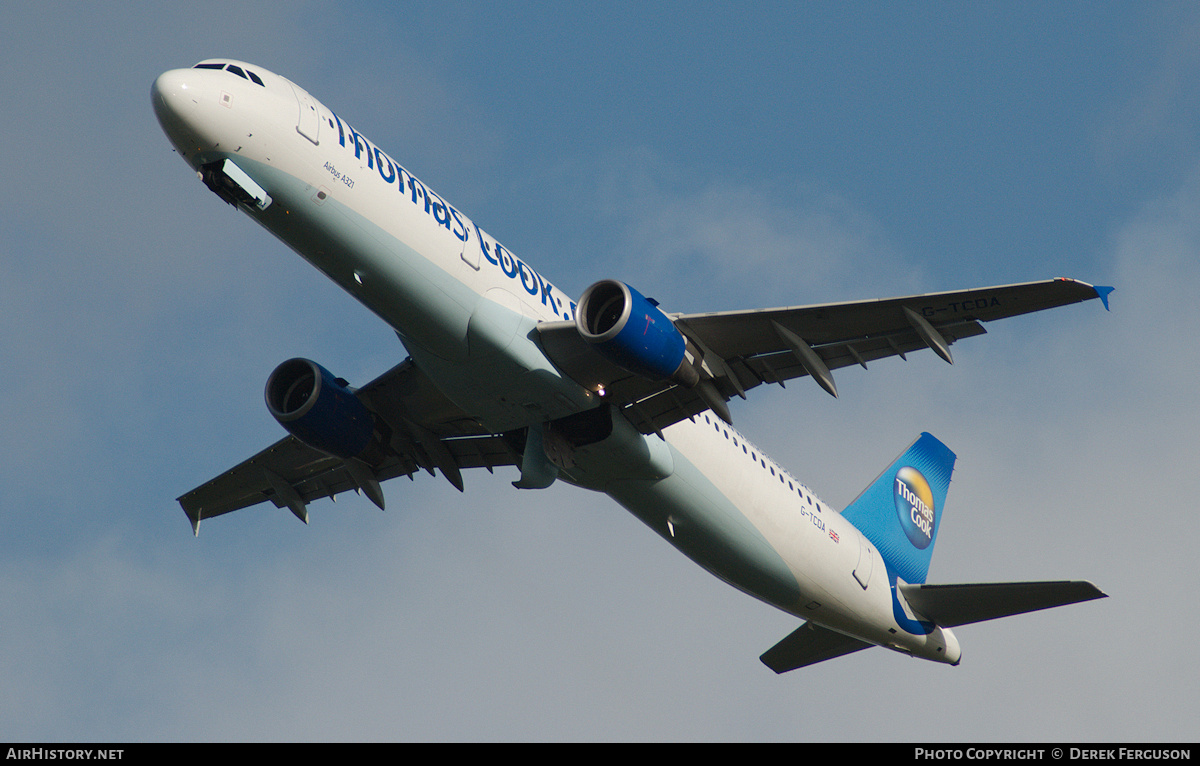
[152,59,1110,672]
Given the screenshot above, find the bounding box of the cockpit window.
[191,62,266,87]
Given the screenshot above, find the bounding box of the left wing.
[538,278,1111,436]
[177,359,518,534]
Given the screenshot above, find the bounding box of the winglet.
[1093,285,1114,311]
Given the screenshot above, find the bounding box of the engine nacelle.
[265,358,375,459]
[575,280,697,385]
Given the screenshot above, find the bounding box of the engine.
[575,280,698,386]
[265,358,376,459]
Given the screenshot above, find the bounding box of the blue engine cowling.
[575,280,695,384]
[265,358,375,459]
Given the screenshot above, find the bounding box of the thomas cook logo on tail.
[894,466,936,549]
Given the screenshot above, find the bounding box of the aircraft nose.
[151,69,196,130]
[152,67,219,163]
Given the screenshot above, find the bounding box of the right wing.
[177,359,518,534]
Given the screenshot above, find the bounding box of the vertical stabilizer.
[842,433,955,584]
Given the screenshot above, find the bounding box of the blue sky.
[1,1,1197,741]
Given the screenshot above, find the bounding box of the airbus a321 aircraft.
[153,60,1110,672]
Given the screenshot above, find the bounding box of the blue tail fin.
[841,433,956,585]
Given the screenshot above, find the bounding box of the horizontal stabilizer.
[760,621,873,673]
[899,580,1106,628]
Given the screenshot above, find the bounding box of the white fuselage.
[152,60,960,664]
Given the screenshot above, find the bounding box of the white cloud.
[588,149,915,312]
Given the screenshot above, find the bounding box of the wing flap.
[760,621,874,673]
